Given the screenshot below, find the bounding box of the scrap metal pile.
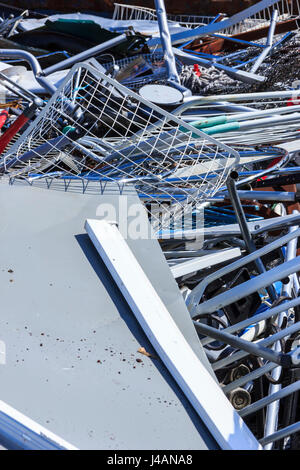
[2,0,300,450]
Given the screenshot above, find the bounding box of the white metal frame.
[170,247,241,279]
[85,218,261,450]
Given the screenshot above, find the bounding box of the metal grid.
[0,62,239,232]
[186,226,300,448]
[219,0,300,36]
[113,0,300,35]
[112,3,216,28]
[102,52,183,91]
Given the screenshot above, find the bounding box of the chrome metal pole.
[226,173,276,301]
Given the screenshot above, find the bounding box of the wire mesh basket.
[112,2,216,28]
[101,52,183,91]
[0,62,239,233]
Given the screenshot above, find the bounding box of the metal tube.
[225,174,275,299]
[187,227,300,313]
[288,215,300,294]
[0,49,56,95]
[200,297,300,347]
[264,219,299,449]
[250,10,278,73]
[213,322,300,371]
[188,103,300,128]
[43,34,127,77]
[154,0,179,84]
[222,190,297,202]
[194,256,300,316]
[223,363,278,392]
[0,71,43,105]
[226,175,262,252]
[173,47,265,85]
[148,0,280,47]
[173,90,300,116]
[0,49,42,76]
[193,322,295,367]
[163,212,299,242]
[240,381,300,417]
[203,113,300,136]
[264,342,283,449]
[259,421,300,446]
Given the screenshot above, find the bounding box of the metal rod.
[213,322,300,372]
[194,256,300,316]
[264,218,299,448]
[148,0,280,47]
[226,174,276,302]
[222,190,298,202]
[173,47,265,85]
[201,297,300,347]
[193,321,297,367]
[250,10,278,73]
[43,34,127,77]
[259,421,300,446]
[223,363,278,393]
[240,377,300,417]
[0,49,56,95]
[187,227,300,314]
[161,212,300,242]
[188,103,300,130]
[154,0,180,84]
[173,90,300,116]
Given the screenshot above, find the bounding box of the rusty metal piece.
[184,18,300,55]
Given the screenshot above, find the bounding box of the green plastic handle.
[202,121,240,135]
[179,115,228,137]
[191,115,228,129]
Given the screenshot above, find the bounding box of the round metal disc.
[0,66,27,80]
[139,84,183,105]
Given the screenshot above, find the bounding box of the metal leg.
[226,172,276,302]
[193,321,300,368]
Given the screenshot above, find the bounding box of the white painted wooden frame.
[85,219,261,450]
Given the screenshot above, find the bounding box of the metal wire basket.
[0,62,239,232]
[112,2,216,28]
[102,52,183,91]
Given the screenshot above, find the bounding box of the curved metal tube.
[0,49,57,95]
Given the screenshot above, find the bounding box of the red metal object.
[0,113,29,155]
[193,64,201,77]
[0,110,8,130]
[184,18,300,54]
[287,96,300,106]
[0,101,39,156]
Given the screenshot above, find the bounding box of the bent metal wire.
[0,62,239,233]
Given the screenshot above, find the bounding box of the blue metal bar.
[211,33,265,48]
[148,0,280,47]
[259,421,300,446]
